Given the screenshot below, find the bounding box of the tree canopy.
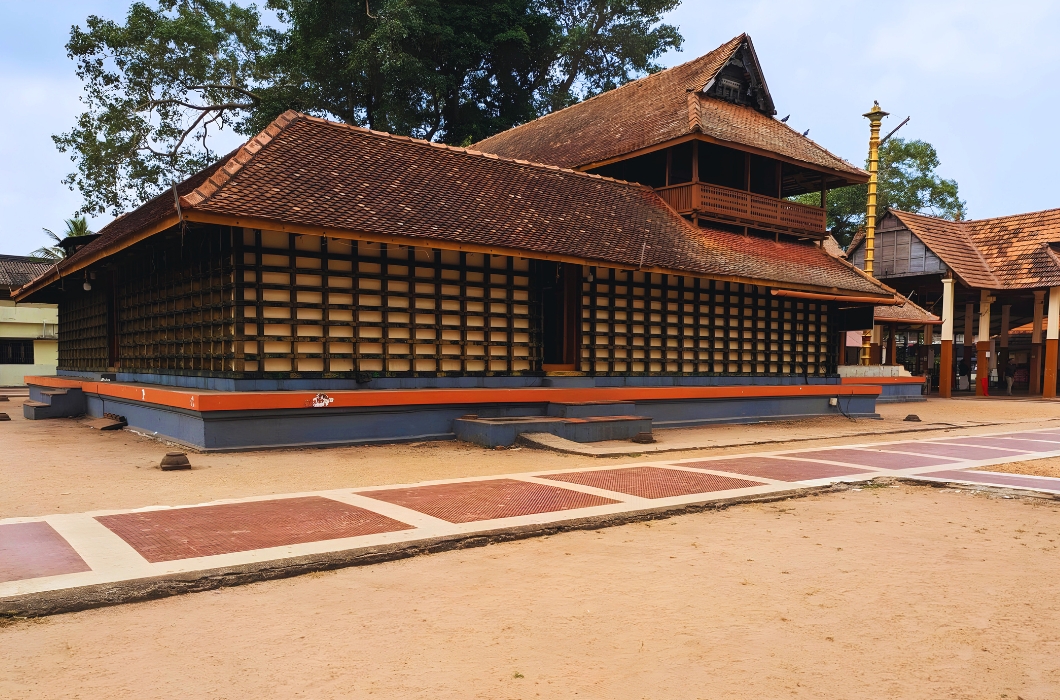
[794,137,967,248]
[56,0,682,216]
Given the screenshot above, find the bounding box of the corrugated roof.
[470,34,866,178]
[18,112,891,300]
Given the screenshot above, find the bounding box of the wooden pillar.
[924,323,935,390]
[870,324,882,365]
[744,152,751,192]
[998,303,1010,389]
[963,301,975,389]
[976,289,992,396]
[1031,290,1045,395]
[939,278,954,398]
[1045,287,1060,399]
[691,141,701,213]
[888,323,898,366]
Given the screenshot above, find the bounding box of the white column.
[1034,290,1043,343]
[977,289,993,344]
[941,278,954,341]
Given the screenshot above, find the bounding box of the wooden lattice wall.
[237,230,535,374]
[57,224,840,378]
[57,287,109,371]
[114,227,237,373]
[579,267,836,376]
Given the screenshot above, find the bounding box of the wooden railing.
[655,181,827,237]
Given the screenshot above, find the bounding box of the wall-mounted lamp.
[83,271,92,291]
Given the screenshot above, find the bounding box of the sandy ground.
[977,459,1060,478]
[4,396,1060,518]
[2,483,1059,699]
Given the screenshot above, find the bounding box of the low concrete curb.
[0,485,833,619]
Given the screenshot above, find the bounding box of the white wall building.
[0,255,56,386]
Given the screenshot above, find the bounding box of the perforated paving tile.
[679,457,869,482]
[538,466,764,499]
[775,448,959,470]
[935,437,1053,452]
[96,496,414,563]
[0,522,91,583]
[870,442,1024,460]
[360,479,619,523]
[914,469,1060,492]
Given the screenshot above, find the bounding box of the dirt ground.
[2,483,1059,699]
[4,396,1060,519]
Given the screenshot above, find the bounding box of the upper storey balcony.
[587,140,844,240]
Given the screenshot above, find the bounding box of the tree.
[54,0,268,217]
[793,137,967,248]
[31,217,94,261]
[57,0,682,213]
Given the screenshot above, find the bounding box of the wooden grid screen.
[114,228,237,373]
[237,230,535,374]
[57,288,109,371]
[579,268,834,376]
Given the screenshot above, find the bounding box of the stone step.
[25,385,86,418]
[454,414,652,448]
[23,400,63,420]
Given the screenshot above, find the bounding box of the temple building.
[14,34,900,449]
[847,208,1060,397]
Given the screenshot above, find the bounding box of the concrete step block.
[547,401,637,418]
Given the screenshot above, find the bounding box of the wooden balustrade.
[655,181,826,237]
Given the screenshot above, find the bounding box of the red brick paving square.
[916,470,1060,491]
[935,437,1049,452]
[679,457,870,482]
[775,448,959,470]
[97,496,413,563]
[870,442,1022,460]
[539,466,763,499]
[0,522,91,583]
[360,479,618,523]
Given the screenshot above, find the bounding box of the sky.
[1,0,1058,256]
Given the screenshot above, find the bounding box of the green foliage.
[792,137,966,248]
[253,0,682,143]
[54,0,268,216]
[31,217,94,261]
[57,0,682,214]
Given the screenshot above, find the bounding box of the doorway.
[538,262,581,370]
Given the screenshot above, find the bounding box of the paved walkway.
[4,426,1060,616]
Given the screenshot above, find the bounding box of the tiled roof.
[873,293,940,325]
[470,34,865,178]
[852,209,1060,290]
[19,112,890,300]
[0,254,51,289]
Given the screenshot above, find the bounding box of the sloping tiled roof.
[0,254,51,289]
[874,293,940,325]
[470,34,865,178]
[851,209,1060,290]
[18,112,891,300]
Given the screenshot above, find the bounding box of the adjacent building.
[847,208,1060,396]
[0,254,57,386]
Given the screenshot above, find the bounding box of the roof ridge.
[180,110,659,206]
[473,34,745,146]
[181,110,302,208]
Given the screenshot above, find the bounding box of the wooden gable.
[849,212,947,278]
